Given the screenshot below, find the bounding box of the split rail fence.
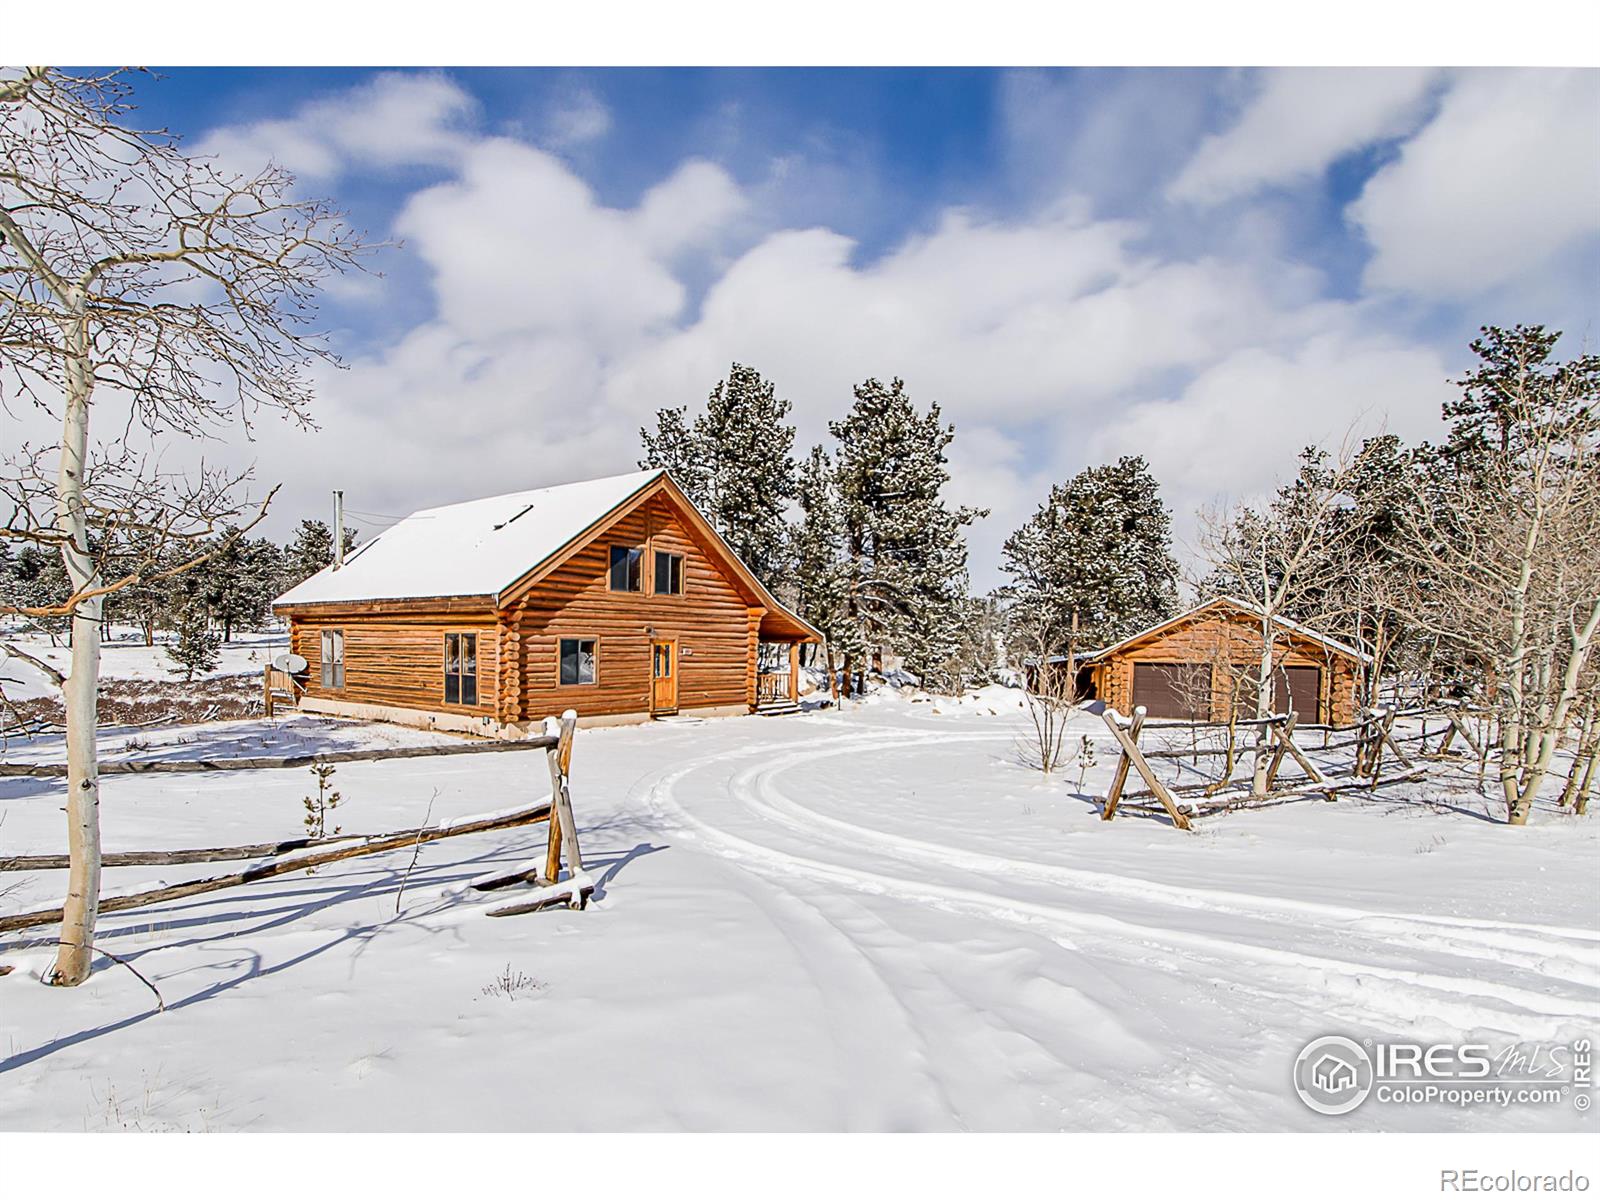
[1097,701,1492,832]
[0,710,590,937]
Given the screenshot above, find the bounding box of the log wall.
[514,495,756,722]
[1094,611,1360,725]
[290,612,502,721]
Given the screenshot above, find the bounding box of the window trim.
[558,635,600,687]
[320,628,345,690]
[653,549,684,597]
[443,630,480,708]
[608,544,643,593]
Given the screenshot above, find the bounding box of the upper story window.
[609,545,642,592]
[444,632,478,706]
[320,629,345,689]
[654,551,684,596]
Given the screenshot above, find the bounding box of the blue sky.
[97,67,1600,584]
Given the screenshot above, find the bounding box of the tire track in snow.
[735,740,1600,992]
[641,731,1597,1041]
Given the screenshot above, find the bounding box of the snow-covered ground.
[1,627,291,702]
[0,689,1595,1132]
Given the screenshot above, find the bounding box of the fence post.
[1262,713,1294,791]
[542,709,582,885]
[1101,707,1191,831]
[1101,706,1145,821]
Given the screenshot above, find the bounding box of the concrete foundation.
[296,696,754,738]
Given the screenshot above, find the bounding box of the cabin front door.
[651,639,678,715]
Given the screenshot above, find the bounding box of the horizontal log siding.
[1099,612,1360,725]
[516,496,755,722]
[290,612,500,719]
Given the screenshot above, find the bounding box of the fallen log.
[0,801,552,936]
[0,732,559,778]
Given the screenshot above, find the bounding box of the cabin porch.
[755,638,813,714]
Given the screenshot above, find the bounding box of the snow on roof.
[274,469,664,607]
[1079,596,1373,664]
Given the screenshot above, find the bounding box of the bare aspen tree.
[1014,615,1080,774]
[1396,329,1600,824]
[0,67,368,985]
[1195,435,1380,792]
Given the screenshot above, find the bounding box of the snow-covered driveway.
[1,697,1595,1131]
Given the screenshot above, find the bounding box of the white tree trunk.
[45,290,103,988]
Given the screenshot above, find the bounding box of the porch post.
[788,642,800,704]
[746,608,765,712]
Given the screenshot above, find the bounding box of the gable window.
[654,550,684,596]
[560,637,597,686]
[445,632,478,706]
[609,545,643,592]
[320,629,344,689]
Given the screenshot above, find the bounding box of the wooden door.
[651,639,678,715]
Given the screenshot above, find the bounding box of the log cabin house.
[272,469,819,736]
[1038,597,1368,726]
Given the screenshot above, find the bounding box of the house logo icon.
[1294,1036,1375,1115]
[1312,1052,1359,1094]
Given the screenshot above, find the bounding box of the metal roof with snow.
[270,468,820,651]
[1076,596,1373,665]
[275,469,665,607]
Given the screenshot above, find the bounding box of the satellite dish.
[273,652,308,674]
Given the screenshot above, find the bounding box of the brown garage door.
[1131,662,1210,720]
[1272,665,1321,724]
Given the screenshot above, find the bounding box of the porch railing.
[757,671,790,703]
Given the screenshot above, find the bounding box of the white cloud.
[1085,332,1454,557]
[1168,67,1439,204]
[393,138,702,346]
[197,71,476,180]
[1349,68,1600,299]
[171,70,1592,594]
[634,159,748,256]
[542,85,612,149]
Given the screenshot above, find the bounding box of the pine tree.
[638,405,711,507]
[279,518,357,594]
[640,362,798,589]
[1001,455,1179,653]
[6,543,71,643]
[187,529,279,642]
[830,377,985,692]
[166,602,221,681]
[790,446,847,691]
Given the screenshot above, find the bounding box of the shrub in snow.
[165,605,220,681]
[302,762,343,857]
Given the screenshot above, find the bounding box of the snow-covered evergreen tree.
[182,528,281,642]
[791,446,846,645]
[279,518,355,593]
[639,362,798,589]
[830,377,985,692]
[1000,455,1179,653]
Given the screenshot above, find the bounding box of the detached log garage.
[1079,597,1368,726]
[273,470,819,735]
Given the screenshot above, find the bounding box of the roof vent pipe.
[333,490,345,570]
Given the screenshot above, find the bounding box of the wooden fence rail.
[1098,702,1465,831]
[0,732,560,778]
[0,711,588,936]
